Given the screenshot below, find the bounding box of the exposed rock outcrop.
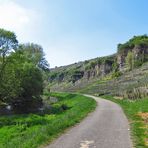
[49,35,148,91]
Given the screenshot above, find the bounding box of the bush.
[112,71,122,78]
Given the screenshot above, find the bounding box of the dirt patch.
[146,138,148,147]
[138,112,148,146]
[138,112,148,124]
[114,96,124,100]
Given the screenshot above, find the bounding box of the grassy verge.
[0,92,96,148]
[102,95,148,148]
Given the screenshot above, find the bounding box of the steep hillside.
[49,35,148,98]
[49,54,116,83]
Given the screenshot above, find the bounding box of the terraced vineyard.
[58,62,148,99]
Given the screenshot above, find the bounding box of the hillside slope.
[49,35,148,99]
[50,62,148,97]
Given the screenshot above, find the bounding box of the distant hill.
[48,35,148,99]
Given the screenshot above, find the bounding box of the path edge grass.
[41,92,97,147]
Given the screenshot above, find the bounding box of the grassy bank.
[0,93,96,148]
[102,95,148,148]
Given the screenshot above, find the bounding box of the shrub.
[112,71,122,78]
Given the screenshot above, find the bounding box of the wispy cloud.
[0,0,39,42]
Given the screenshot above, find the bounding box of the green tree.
[12,57,43,113]
[0,51,43,113]
[0,29,45,113]
[0,28,19,107]
[19,43,49,71]
[0,28,18,81]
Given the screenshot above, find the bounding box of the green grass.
[0,92,96,148]
[102,95,148,148]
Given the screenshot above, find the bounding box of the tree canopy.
[0,28,49,114]
[0,28,18,56]
[19,43,49,71]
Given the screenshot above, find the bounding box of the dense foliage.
[0,28,49,114]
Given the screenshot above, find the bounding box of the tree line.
[0,28,49,114]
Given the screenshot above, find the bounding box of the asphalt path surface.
[46,95,132,148]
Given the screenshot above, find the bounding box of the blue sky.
[0,0,148,67]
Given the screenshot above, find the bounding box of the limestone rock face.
[82,62,113,80]
[117,48,131,71]
[117,46,148,71]
[71,71,84,83]
[133,45,148,61]
[117,54,126,71]
[83,69,97,81]
[100,63,113,76]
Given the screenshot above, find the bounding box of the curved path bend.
[46,95,132,148]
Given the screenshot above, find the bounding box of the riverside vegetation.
[0,28,49,114]
[0,92,96,148]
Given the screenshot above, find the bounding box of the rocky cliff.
[49,54,115,83]
[117,35,148,71]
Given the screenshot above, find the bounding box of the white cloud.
[0,0,38,42]
[0,1,28,29]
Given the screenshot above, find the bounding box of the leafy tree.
[12,58,43,113]
[0,28,18,81]
[0,50,43,113]
[0,51,23,104]
[0,29,46,114]
[0,28,18,55]
[19,43,49,71]
[0,28,19,107]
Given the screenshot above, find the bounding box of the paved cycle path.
[46,95,132,148]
